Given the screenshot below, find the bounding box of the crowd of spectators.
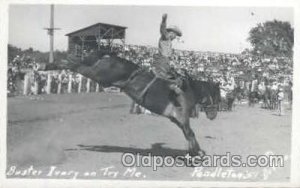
[7,43,293,101]
[111,43,293,99]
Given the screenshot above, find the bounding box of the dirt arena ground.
[7,93,292,181]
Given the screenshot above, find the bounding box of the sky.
[9,5,294,54]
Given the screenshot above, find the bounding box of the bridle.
[203,95,219,112]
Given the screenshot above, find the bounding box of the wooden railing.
[21,71,107,95]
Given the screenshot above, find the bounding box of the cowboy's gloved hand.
[162,14,167,21]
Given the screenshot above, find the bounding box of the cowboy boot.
[169,84,183,94]
[169,78,184,94]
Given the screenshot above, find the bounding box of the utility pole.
[44,4,60,94]
[49,4,54,63]
[44,4,60,63]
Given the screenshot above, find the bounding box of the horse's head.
[197,81,221,120]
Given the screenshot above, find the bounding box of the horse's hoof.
[198,150,206,157]
[188,150,206,157]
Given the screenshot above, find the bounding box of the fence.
[20,70,105,96]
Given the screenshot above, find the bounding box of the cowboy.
[277,86,285,116]
[250,74,259,92]
[153,13,183,94]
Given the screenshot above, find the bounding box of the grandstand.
[66,23,127,58]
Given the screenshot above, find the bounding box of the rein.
[203,96,218,112]
[120,68,145,88]
[127,68,144,81]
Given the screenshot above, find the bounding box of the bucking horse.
[36,52,221,156]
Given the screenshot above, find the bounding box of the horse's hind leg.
[166,106,205,156]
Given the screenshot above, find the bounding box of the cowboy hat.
[166,25,182,37]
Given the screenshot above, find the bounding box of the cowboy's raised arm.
[160,14,169,39]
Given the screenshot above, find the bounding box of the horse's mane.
[190,79,219,90]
